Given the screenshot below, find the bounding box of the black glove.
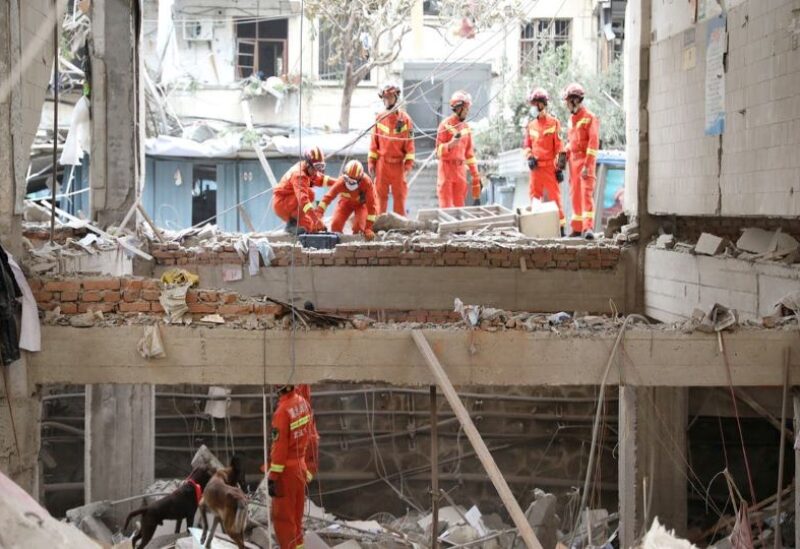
[527,157,538,170]
[556,169,564,183]
[268,479,278,497]
[472,198,481,206]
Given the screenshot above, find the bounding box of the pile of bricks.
[150,241,623,271]
[30,277,283,317]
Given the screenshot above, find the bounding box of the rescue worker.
[368,82,415,216]
[522,87,567,235]
[563,82,600,239]
[316,160,378,240]
[296,384,319,483]
[435,90,481,208]
[268,384,313,549]
[273,146,335,235]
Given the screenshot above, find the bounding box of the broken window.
[235,18,288,79]
[191,164,217,227]
[317,21,371,82]
[520,19,571,72]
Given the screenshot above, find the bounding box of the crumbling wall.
[647,0,800,218]
[0,359,42,498]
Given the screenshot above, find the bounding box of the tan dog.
[199,464,248,548]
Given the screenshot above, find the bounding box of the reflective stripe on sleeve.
[290,415,311,430]
[368,151,379,160]
[302,203,314,213]
[586,148,598,156]
[404,153,415,161]
[367,214,377,222]
[465,157,477,165]
[269,464,285,473]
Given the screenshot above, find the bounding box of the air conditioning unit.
[183,20,213,42]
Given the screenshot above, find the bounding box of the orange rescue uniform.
[318,174,378,234]
[269,388,314,549]
[295,385,320,482]
[368,110,415,216]
[566,107,600,234]
[523,113,565,227]
[273,162,334,232]
[435,114,480,208]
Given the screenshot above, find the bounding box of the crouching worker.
[316,160,378,241]
[273,146,334,235]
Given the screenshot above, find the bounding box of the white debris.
[641,517,698,549]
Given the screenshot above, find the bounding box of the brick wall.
[31,277,284,317]
[150,241,623,271]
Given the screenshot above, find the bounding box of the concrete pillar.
[0,358,41,497]
[619,386,688,547]
[85,384,154,514]
[89,0,139,227]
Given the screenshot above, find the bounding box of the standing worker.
[317,160,378,240]
[295,384,320,483]
[273,146,334,235]
[435,90,481,208]
[522,87,567,235]
[563,83,600,239]
[268,384,314,549]
[368,83,415,216]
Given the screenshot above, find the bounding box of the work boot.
[569,231,582,238]
[284,218,306,236]
[583,230,595,240]
[560,227,566,237]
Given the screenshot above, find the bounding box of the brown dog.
[124,467,212,549]
[199,463,249,548]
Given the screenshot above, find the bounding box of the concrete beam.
[85,384,154,520]
[89,0,138,226]
[28,326,800,387]
[157,264,631,313]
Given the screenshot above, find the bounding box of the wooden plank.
[238,204,256,232]
[136,203,165,243]
[411,331,543,549]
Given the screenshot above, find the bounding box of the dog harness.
[186,478,202,505]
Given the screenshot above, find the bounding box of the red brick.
[82,291,102,302]
[103,291,121,303]
[33,290,54,303]
[141,289,161,301]
[220,293,237,304]
[121,278,144,290]
[185,291,199,304]
[59,302,78,314]
[142,279,160,290]
[188,303,217,314]
[254,304,283,316]
[82,278,121,291]
[28,279,43,291]
[123,289,141,302]
[118,301,151,313]
[44,280,80,292]
[150,302,165,313]
[60,291,79,302]
[198,291,219,303]
[79,302,116,313]
[217,304,254,316]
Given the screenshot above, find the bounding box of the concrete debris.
[200,313,226,324]
[454,297,481,326]
[332,541,362,549]
[159,283,191,323]
[519,201,560,238]
[604,211,628,238]
[350,314,375,330]
[694,232,725,256]
[640,517,698,549]
[656,234,675,249]
[736,227,799,260]
[0,472,102,548]
[548,311,572,326]
[615,222,639,243]
[763,290,800,327]
[694,303,738,333]
[418,506,466,531]
[372,211,434,232]
[523,489,559,549]
[78,515,115,545]
[68,309,104,328]
[191,444,224,472]
[137,324,166,359]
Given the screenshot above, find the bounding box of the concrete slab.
[27,325,800,387]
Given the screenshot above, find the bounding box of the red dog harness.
[186,478,202,505]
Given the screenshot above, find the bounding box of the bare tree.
[304,0,415,132]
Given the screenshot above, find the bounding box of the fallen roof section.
[28,325,800,387]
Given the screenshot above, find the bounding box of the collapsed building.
[1,0,800,548]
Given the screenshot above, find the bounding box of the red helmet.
[378,82,401,100]
[449,90,472,110]
[528,87,549,104]
[304,146,326,171]
[562,82,585,100]
[343,159,364,181]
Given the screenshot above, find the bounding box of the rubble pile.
[653,226,800,264]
